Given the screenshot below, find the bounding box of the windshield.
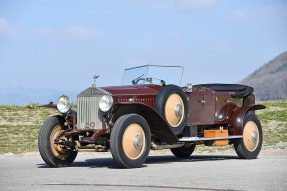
[122,65,184,86]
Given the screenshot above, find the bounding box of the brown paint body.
[102,85,176,144]
[102,85,161,108]
[39,84,264,145]
[103,85,264,140]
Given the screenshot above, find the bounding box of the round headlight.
[99,94,113,112]
[57,95,72,114]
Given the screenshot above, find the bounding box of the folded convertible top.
[193,84,254,98]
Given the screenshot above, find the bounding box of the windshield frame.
[121,64,184,86]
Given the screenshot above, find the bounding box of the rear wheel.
[110,114,151,168]
[233,113,262,159]
[171,143,196,157]
[38,116,78,167]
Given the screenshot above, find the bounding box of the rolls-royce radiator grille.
[77,87,106,130]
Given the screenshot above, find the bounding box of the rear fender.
[229,104,265,135]
[37,103,77,125]
[112,103,177,144]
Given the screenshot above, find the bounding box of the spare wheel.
[155,85,188,135]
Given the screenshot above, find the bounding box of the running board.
[178,135,243,142]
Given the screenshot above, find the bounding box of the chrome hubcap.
[251,130,258,143]
[133,135,143,149]
[175,104,183,117]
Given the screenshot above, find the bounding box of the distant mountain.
[241,51,287,101]
[0,87,78,105]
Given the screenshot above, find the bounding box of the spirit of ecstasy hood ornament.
[92,75,99,87]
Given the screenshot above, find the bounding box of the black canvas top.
[193,83,254,98]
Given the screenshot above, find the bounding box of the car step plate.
[178,135,243,142]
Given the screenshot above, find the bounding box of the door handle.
[199,100,205,104]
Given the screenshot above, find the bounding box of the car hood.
[101,84,162,96]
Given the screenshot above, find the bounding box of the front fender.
[229,104,265,135]
[37,103,77,124]
[112,103,177,144]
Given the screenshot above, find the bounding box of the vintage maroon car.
[38,65,265,168]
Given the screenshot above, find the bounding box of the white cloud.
[132,0,218,11]
[0,17,23,39]
[229,10,247,22]
[227,6,287,38]
[229,7,287,24]
[34,26,102,41]
[0,18,104,42]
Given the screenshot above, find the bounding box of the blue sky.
[0,0,286,92]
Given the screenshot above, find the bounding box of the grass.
[0,105,60,154]
[256,101,287,147]
[0,101,286,155]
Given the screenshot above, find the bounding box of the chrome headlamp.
[57,95,72,114]
[99,94,113,112]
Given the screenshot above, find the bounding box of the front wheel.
[110,114,151,168]
[233,113,263,159]
[38,115,78,167]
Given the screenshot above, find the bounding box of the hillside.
[241,51,287,101]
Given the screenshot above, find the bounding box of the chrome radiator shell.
[77,87,107,130]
